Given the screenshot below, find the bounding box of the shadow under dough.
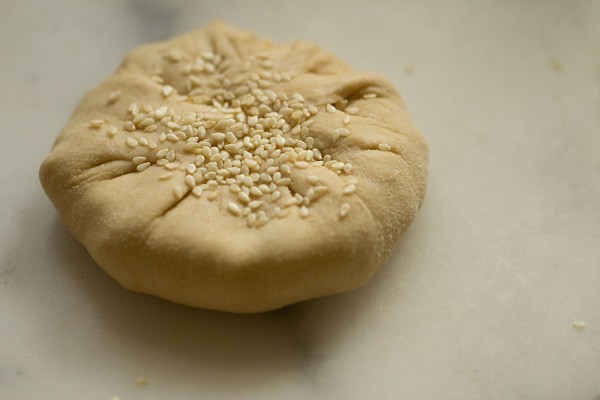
[10,180,422,394]
[42,213,373,391]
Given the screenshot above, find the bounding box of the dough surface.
[39,22,428,313]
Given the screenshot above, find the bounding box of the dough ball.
[39,22,428,313]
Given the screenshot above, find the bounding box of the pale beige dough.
[40,22,428,313]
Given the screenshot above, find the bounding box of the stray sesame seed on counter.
[96,52,372,228]
[134,374,147,386]
[572,321,586,329]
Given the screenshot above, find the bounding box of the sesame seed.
[248,200,263,210]
[162,85,175,97]
[246,213,257,226]
[186,164,197,174]
[294,161,309,169]
[343,115,351,125]
[89,119,103,129]
[124,121,136,131]
[165,50,182,62]
[126,138,138,148]
[107,126,118,136]
[345,107,359,115]
[340,203,351,218]
[227,202,242,216]
[166,121,180,130]
[307,175,319,184]
[159,172,173,180]
[572,321,586,329]
[326,104,336,113]
[245,159,260,171]
[156,148,169,158]
[378,143,392,151]
[211,132,226,141]
[284,197,297,207]
[136,162,151,172]
[108,90,122,104]
[139,117,154,128]
[271,190,282,201]
[312,186,328,199]
[183,142,197,153]
[205,171,217,180]
[299,206,309,218]
[132,156,146,165]
[224,131,237,143]
[192,186,203,197]
[343,184,357,195]
[363,93,377,99]
[255,216,269,227]
[338,128,351,137]
[208,190,219,201]
[337,99,348,108]
[250,186,262,196]
[173,186,184,199]
[331,130,340,142]
[185,175,196,188]
[242,176,253,187]
[238,191,251,203]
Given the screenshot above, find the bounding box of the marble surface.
[1,1,599,399]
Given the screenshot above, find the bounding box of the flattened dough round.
[40,22,428,313]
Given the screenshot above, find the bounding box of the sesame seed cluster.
[89,50,392,228]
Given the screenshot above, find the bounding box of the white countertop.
[1,1,599,399]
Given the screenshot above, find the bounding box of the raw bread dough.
[39,22,428,313]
